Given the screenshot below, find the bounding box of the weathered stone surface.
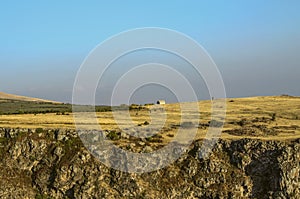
[0,128,299,198]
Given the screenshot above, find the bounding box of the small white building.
[156,100,166,105]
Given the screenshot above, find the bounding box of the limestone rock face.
[0,128,299,199]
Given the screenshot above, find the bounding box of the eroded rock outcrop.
[0,128,299,198]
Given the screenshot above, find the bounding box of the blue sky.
[1,1,300,104]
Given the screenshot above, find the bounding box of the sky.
[0,1,299,104]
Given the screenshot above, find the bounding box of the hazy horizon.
[1,1,299,105]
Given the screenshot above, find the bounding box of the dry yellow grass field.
[1,96,299,141]
[0,91,60,103]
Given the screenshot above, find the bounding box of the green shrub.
[36,128,44,133]
[106,131,121,140]
[35,193,53,199]
[271,113,276,121]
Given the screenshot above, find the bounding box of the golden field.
[1,96,300,141]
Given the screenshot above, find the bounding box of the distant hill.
[0,91,60,104]
[0,91,112,115]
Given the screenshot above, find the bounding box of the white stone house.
[156,100,166,105]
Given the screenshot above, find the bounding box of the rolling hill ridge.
[0,91,60,103]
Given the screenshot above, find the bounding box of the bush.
[181,121,194,128]
[209,120,224,127]
[144,103,154,106]
[146,136,163,143]
[106,131,121,140]
[36,128,44,133]
[271,113,276,121]
[236,118,248,126]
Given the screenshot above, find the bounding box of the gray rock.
[0,128,299,198]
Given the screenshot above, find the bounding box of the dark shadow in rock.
[245,150,282,199]
[66,186,75,199]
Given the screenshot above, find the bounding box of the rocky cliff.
[0,128,299,199]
